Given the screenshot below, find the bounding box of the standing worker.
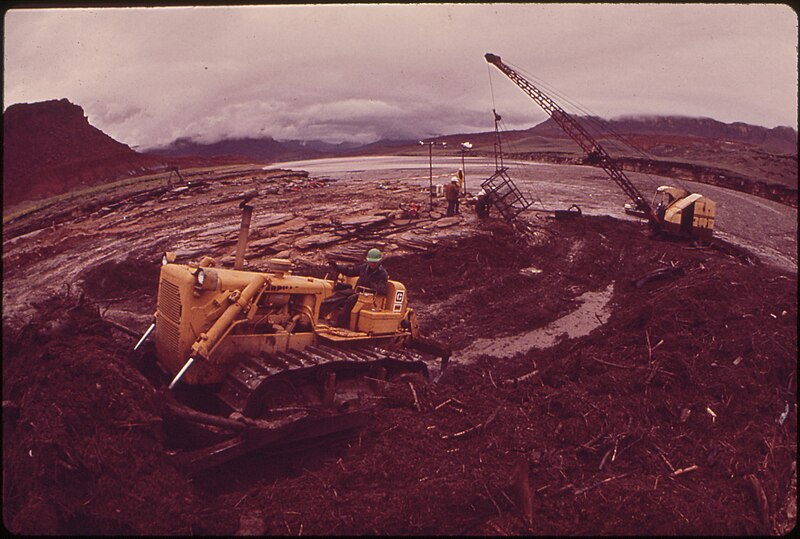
[444,177,460,217]
[456,169,465,194]
[455,169,466,214]
[324,248,389,328]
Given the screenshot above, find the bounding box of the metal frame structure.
[480,167,532,221]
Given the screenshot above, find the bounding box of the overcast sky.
[4,3,797,149]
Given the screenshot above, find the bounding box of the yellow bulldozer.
[135,207,448,472]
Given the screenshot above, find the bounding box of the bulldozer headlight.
[194,268,218,290]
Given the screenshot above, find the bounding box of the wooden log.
[511,456,534,526]
[632,266,685,288]
[322,372,337,407]
[745,473,770,528]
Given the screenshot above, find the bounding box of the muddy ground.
[2,164,797,534]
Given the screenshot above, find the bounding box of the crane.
[484,53,715,239]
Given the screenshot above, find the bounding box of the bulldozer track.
[218,343,432,417]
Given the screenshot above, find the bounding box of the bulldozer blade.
[170,411,370,473]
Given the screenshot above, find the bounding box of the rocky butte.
[3,99,166,208]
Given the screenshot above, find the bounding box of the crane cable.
[487,64,505,170]
[486,64,548,211]
[504,59,692,195]
[508,59,692,195]
[487,62,497,111]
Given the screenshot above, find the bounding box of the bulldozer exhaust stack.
[234,189,258,270]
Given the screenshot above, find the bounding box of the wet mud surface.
[2,164,797,534]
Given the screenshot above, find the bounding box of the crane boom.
[484,53,661,228]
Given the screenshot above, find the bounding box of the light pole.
[460,142,472,194]
[419,140,447,210]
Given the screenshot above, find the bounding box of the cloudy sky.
[4,3,797,149]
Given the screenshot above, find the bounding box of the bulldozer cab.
[319,274,410,338]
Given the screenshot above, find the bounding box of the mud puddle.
[454,281,614,363]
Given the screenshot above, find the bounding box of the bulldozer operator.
[324,248,389,327]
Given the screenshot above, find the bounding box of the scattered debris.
[519,266,542,276]
[2,162,795,536]
[554,204,583,220]
[778,402,790,425]
[632,265,685,288]
[672,465,700,477]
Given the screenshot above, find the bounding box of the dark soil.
[3,214,796,535]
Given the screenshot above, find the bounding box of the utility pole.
[460,142,472,194]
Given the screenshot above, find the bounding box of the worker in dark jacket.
[444,177,460,216]
[475,187,491,218]
[324,248,389,327]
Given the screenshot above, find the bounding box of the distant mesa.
[527,114,797,155]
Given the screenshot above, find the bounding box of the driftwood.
[294,232,342,250]
[252,213,295,228]
[573,472,630,496]
[506,369,539,385]
[441,409,498,439]
[326,243,376,263]
[632,265,685,288]
[336,214,390,230]
[103,318,140,338]
[393,232,436,251]
[745,473,770,528]
[510,456,534,525]
[246,236,282,254]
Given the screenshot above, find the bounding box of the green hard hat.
[366,248,382,262]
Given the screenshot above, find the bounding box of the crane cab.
[625,185,715,240]
[653,186,715,240]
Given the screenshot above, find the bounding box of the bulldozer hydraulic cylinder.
[169,357,196,389]
[134,322,155,351]
[190,275,267,359]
